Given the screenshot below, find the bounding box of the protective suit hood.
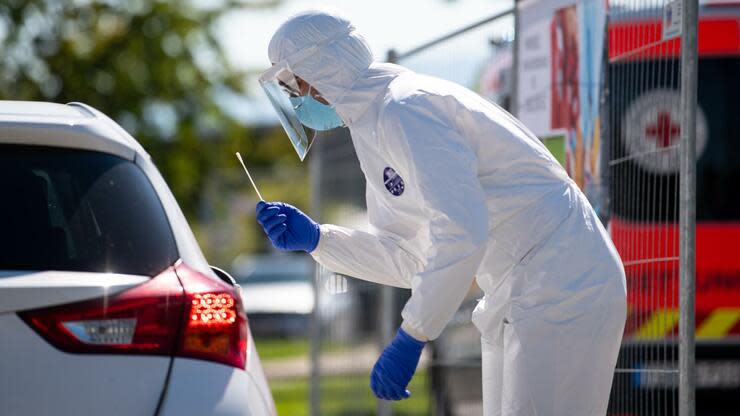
[268,9,395,125]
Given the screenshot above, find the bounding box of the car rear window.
[0,145,178,276]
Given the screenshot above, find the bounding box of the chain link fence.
[309,0,703,414]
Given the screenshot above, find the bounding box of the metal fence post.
[309,135,323,416]
[373,50,398,416]
[679,0,698,415]
[511,0,520,118]
[376,286,396,416]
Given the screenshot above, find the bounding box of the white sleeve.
[310,224,421,289]
[383,100,489,341]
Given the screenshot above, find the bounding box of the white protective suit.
[269,10,627,416]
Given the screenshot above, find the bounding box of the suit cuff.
[310,224,329,257]
[401,321,429,342]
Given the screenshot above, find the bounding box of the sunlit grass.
[254,337,348,362]
[254,337,310,361]
[270,371,430,416]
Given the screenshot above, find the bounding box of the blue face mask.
[289,94,344,131]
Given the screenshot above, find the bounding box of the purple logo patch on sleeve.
[383,167,405,196]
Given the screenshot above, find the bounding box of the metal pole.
[392,8,514,62]
[309,135,323,416]
[510,0,520,117]
[679,1,698,415]
[376,286,396,416]
[374,50,397,416]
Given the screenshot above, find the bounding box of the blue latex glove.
[370,328,426,401]
[255,201,320,253]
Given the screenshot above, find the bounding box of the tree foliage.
[1,0,309,263]
[1,0,269,215]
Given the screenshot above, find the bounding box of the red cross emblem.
[645,112,680,147]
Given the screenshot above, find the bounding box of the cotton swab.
[235,152,264,201]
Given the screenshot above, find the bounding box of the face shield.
[259,64,314,160]
[260,42,346,161]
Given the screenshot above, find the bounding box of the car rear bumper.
[158,330,275,416]
[0,313,169,415]
[158,359,274,416]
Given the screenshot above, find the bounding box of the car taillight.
[175,262,247,369]
[18,268,184,355]
[19,262,248,369]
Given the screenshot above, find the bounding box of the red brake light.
[175,263,247,369]
[190,293,237,327]
[19,262,248,369]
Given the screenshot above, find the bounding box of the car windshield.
[695,57,740,221]
[0,145,178,276]
[608,56,740,222]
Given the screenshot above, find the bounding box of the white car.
[233,254,358,340]
[233,254,314,338]
[0,101,276,416]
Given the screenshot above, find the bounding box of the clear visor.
[259,65,315,161]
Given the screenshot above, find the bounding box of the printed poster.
[517,0,607,215]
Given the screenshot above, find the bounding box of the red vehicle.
[606,3,740,415]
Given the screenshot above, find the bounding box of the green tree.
[0,0,251,216]
[0,0,309,264]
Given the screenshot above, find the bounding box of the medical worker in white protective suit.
[255,9,627,415]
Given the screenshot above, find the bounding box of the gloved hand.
[370,328,426,401]
[255,201,320,253]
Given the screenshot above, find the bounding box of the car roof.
[0,101,147,160]
[232,254,312,278]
